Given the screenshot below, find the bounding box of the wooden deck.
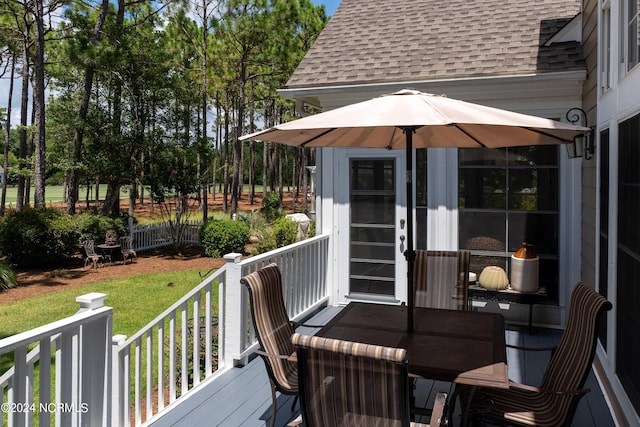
[148,306,615,427]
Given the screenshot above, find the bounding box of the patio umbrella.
[240,89,590,332]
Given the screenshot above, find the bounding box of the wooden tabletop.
[316,302,509,389]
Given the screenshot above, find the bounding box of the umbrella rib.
[526,128,574,143]
[300,128,337,147]
[451,124,488,148]
[452,124,573,147]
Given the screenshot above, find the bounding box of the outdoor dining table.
[97,243,121,264]
[315,302,509,425]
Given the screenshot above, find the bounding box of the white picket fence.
[129,220,201,252]
[1,234,330,427]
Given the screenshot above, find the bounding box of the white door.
[335,149,408,304]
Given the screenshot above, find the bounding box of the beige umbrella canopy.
[241,89,590,332]
[240,89,589,149]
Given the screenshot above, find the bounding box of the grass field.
[2,184,257,205]
[3,184,116,205]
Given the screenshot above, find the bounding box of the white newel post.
[75,293,112,427]
[223,253,246,367]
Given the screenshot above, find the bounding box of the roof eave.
[278,70,587,112]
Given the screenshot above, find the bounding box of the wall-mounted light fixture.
[565,107,595,160]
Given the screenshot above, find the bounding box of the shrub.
[308,219,316,238]
[75,211,128,244]
[261,192,281,222]
[272,217,298,248]
[0,208,79,267]
[0,260,17,291]
[252,229,276,255]
[199,219,250,258]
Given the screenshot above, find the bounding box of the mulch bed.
[2,245,225,304]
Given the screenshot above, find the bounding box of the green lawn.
[0,270,207,341]
[3,184,117,205]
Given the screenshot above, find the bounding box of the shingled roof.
[285,0,585,89]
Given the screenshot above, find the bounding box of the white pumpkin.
[478,266,509,290]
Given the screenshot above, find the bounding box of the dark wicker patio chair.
[465,282,612,426]
[292,333,442,427]
[241,263,323,427]
[414,250,471,311]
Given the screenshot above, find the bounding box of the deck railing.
[0,293,113,427]
[0,234,329,427]
[112,233,329,426]
[224,234,330,366]
[112,266,226,427]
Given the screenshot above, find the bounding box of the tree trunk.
[231,90,243,216]
[223,92,230,212]
[102,181,121,215]
[200,0,209,221]
[32,0,47,208]
[248,88,255,205]
[67,0,110,214]
[16,37,30,211]
[1,54,16,216]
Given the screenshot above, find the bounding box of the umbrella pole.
[402,127,416,333]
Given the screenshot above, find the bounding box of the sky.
[312,0,341,16]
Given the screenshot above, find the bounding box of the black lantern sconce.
[565,107,595,160]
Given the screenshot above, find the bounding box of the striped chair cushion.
[472,282,612,426]
[414,250,470,311]
[293,333,422,427]
[241,263,297,393]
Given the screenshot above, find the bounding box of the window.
[620,0,640,76]
[458,146,559,302]
[616,113,640,413]
[601,2,612,89]
[598,130,609,350]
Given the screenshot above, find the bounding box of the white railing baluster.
[169,312,176,403]
[1,382,6,427]
[145,330,152,420]
[12,346,27,427]
[59,329,75,427]
[205,284,212,375]
[122,346,130,427]
[157,321,164,411]
[39,337,51,427]
[180,303,188,397]
[134,338,141,426]
[192,294,200,387]
[217,278,226,372]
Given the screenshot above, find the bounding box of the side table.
[468,285,548,333]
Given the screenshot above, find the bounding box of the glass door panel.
[349,159,396,296]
